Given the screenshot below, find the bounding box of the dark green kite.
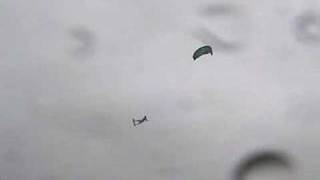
[193,45,213,60]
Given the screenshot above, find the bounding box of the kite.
[193,45,213,60]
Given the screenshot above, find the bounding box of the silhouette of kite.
[193,45,213,60]
[132,116,148,127]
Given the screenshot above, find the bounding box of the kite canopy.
[193,45,213,60]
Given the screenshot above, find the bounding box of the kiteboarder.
[132,116,148,127]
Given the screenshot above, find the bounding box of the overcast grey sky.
[1,0,320,179]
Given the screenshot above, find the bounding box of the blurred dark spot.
[294,11,320,44]
[199,4,239,17]
[195,4,244,53]
[193,28,241,52]
[233,150,294,180]
[70,26,96,58]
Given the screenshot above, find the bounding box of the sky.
[1,0,320,179]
